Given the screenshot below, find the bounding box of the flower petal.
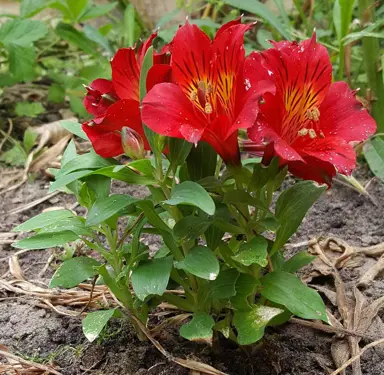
[261,33,332,141]
[83,78,116,117]
[319,81,376,142]
[82,125,124,158]
[298,135,356,176]
[146,64,172,92]
[171,21,212,98]
[142,82,205,139]
[137,31,158,67]
[111,48,140,101]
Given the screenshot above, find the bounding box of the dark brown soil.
[1,164,384,375]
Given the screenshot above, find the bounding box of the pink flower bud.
[121,127,145,160]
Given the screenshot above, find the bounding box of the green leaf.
[231,273,260,310]
[0,19,48,46]
[186,141,217,181]
[79,2,118,21]
[60,120,88,140]
[40,217,93,237]
[333,0,355,44]
[23,128,37,153]
[48,83,66,103]
[364,137,384,183]
[60,152,117,175]
[15,102,44,117]
[165,181,215,215]
[260,271,327,321]
[61,140,77,167]
[232,236,268,267]
[224,190,269,212]
[20,0,53,18]
[233,304,283,345]
[12,231,79,250]
[83,25,114,56]
[123,4,136,46]
[0,143,27,166]
[272,181,326,254]
[180,312,215,341]
[49,170,94,192]
[8,44,36,81]
[173,215,212,243]
[91,165,156,185]
[168,138,193,171]
[175,246,219,280]
[282,252,316,273]
[65,0,88,21]
[86,194,137,226]
[82,309,116,342]
[55,23,96,55]
[50,256,100,288]
[13,210,74,232]
[222,0,291,40]
[209,269,239,299]
[131,256,173,301]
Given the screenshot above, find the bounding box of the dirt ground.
[1,163,384,375]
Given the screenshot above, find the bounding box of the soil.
[1,164,384,375]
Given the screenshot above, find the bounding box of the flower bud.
[121,127,145,160]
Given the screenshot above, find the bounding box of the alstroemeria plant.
[13,20,376,347]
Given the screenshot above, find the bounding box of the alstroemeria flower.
[246,34,376,184]
[82,31,171,158]
[142,19,270,165]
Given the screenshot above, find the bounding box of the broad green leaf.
[282,252,316,273]
[69,93,89,118]
[49,170,94,192]
[123,4,136,46]
[223,0,291,40]
[231,273,260,310]
[260,271,327,321]
[333,0,355,44]
[165,181,215,215]
[180,312,215,341]
[13,210,74,232]
[223,190,269,212]
[83,175,111,200]
[12,231,79,250]
[50,256,100,288]
[232,236,268,267]
[209,269,239,299]
[60,152,117,175]
[82,309,116,342]
[79,2,118,21]
[173,215,212,243]
[0,143,27,166]
[23,128,37,153]
[40,217,93,237]
[364,137,384,183]
[0,19,48,46]
[61,140,77,167]
[91,165,156,185]
[15,102,44,117]
[21,0,53,18]
[86,194,137,226]
[8,44,36,81]
[131,256,173,301]
[272,181,326,254]
[60,120,88,140]
[175,246,219,280]
[136,200,172,233]
[186,141,217,181]
[55,23,96,55]
[233,305,283,345]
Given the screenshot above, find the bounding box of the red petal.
[142,82,205,139]
[213,22,252,118]
[83,78,115,116]
[111,48,140,101]
[82,124,124,158]
[171,21,212,97]
[288,156,336,185]
[137,31,158,67]
[214,17,242,39]
[319,81,376,142]
[297,135,356,176]
[146,64,172,92]
[260,33,332,141]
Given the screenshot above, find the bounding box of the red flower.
[142,19,270,165]
[246,34,376,184]
[82,32,171,158]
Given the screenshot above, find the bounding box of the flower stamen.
[306,107,320,122]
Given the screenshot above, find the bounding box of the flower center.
[190,81,213,114]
